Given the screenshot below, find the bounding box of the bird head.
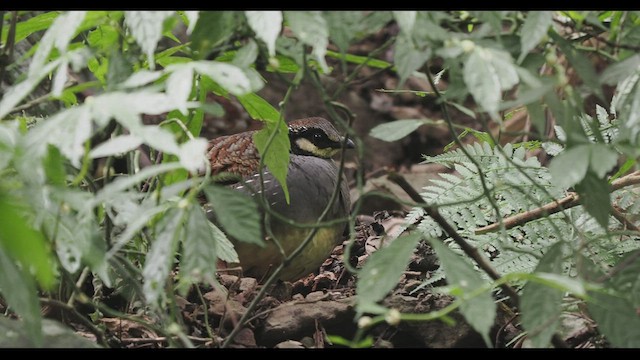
[288,117,355,158]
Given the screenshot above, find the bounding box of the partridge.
[205,117,354,281]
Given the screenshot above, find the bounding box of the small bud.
[385,309,402,326]
[268,57,280,69]
[460,40,475,53]
[178,199,190,209]
[358,316,373,329]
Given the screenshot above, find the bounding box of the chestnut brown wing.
[206,131,262,182]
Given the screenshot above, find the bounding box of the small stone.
[275,340,305,349]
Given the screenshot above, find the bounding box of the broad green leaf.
[518,11,553,63]
[166,65,194,114]
[124,11,174,70]
[369,119,426,142]
[588,291,640,347]
[245,11,282,57]
[177,138,208,174]
[193,61,256,96]
[324,11,365,53]
[29,11,86,77]
[325,50,392,70]
[356,233,422,313]
[520,242,565,348]
[143,208,184,305]
[203,185,263,246]
[526,101,547,135]
[253,120,291,203]
[0,247,42,346]
[575,171,611,228]
[129,125,180,155]
[0,196,55,289]
[119,70,163,89]
[43,145,66,186]
[1,11,58,44]
[448,102,477,119]
[428,238,496,346]
[210,221,239,263]
[285,11,329,73]
[589,144,618,178]
[232,39,259,68]
[611,71,640,143]
[190,11,237,59]
[89,135,143,159]
[393,11,417,35]
[183,11,199,34]
[178,204,221,292]
[464,47,519,118]
[394,34,431,87]
[600,54,640,85]
[238,93,280,123]
[548,144,590,189]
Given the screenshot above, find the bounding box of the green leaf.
[589,144,618,178]
[607,250,640,308]
[285,11,329,73]
[527,101,547,135]
[369,119,426,142]
[238,93,280,122]
[549,144,590,189]
[601,54,640,85]
[356,233,422,313]
[2,11,58,45]
[203,185,263,246]
[393,11,417,35]
[178,204,221,292]
[143,208,184,305]
[588,290,640,347]
[428,238,496,346]
[190,11,237,59]
[245,11,282,57]
[463,47,519,118]
[0,247,42,346]
[324,11,365,53]
[0,196,55,289]
[232,39,259,68]
[394,34,431,87]
[89,135,143,159]
[0,317,98,348]
[575,171,611,228]
[29,11,86,77]
[325,50,392,70]
[520,242,565,348]
[124,11,174,70]
[0,59,61,119]
[518,11,553,63]
[43,145,66,186]
[165,65,194,114]
[193,61,257,96]
[253,120,291,203]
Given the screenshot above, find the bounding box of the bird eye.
[313,133,323,140]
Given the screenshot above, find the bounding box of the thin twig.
[475,172,640,235]
[387,172,520,306]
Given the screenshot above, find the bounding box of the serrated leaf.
[245,11,282,57]
[285,11,329,73]
[394,34,431,87]
[179,204,220,291]
[520,242,564,348]
[518,11,552,63]
[588,291,640,347]
[369,119,426,142]
[203,185,263,246]
[428,238,496,346]
[29,11,86,78]
[0,247,42,346]
[589,144,618,178]
[464,47,519,118]
[190,11,236,59]
[356,233,422,312]
[89,135,143,159]
[601,54,640,85]
[125,11,173,70]
[575,171,611,228]
[143,208,184,305]
[393,11,417,35]
[193,61,255,96]
[253,120,291,203]
[208,221,238,263]
[549,144,590,189]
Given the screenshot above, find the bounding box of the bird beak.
[343,137,355,149]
